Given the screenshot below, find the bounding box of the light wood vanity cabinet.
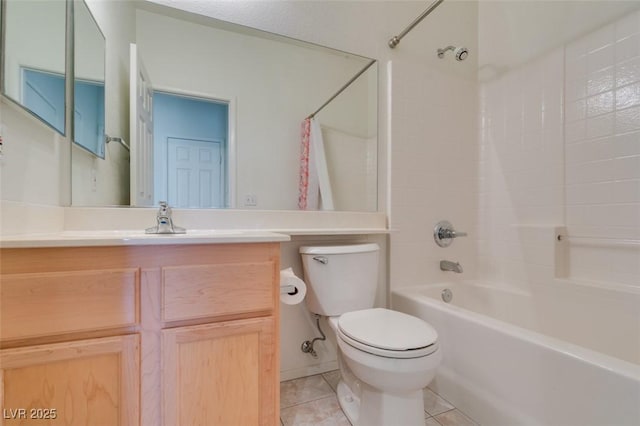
[0,243,280,426]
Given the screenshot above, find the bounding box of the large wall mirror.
[72,1,378,212]
[1,0,67,135]
[74,0,106,158]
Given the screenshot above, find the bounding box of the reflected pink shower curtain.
[298,118,312,209]
[298,117,332,210]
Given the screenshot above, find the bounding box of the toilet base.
[336,380,359,425]
[337,379,426,426]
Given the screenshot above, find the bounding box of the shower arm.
[388,0,445,48]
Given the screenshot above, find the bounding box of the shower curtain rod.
[307,59,376,120]
[388,0,445,48]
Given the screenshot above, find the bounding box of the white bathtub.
[392,280,640,426]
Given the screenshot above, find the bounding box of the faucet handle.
[434,220,467,247]
[158,201,170,214]
[447,229,467,238]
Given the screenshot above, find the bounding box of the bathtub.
[392,280,640,426]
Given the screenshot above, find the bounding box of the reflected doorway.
[153,91,230,208]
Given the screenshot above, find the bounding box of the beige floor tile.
[322,370,341,392]
[280,375,335,409]
[425,417,442,426]
[423,387,454,416]
[281,395,351,426]
[434,409,478,426]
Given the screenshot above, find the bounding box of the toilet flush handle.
[313,256,328,264]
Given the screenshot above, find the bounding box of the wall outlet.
[243,194,257,207]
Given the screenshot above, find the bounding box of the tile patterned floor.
[280,371,479,426]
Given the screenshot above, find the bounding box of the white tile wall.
[477,10,640,289]
[477,48,564,289]
[390,58,479,287]
[564,11,640,285]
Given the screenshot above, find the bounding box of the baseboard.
[280,360,338,382]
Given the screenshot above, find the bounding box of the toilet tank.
[299,243,379,316]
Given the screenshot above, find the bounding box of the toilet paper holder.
[280,284,298,295]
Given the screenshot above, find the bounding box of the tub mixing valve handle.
[313,256,328,264]
[434,220,467,248]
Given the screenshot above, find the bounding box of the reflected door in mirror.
[130,44,155,206]
[167,138,224,208]
[154,91,229,209]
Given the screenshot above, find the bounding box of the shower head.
[437,46,469,61]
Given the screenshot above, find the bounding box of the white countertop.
[0,230,291,248]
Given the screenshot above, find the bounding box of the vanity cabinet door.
[0,335,140,426]
[162,317,277,426]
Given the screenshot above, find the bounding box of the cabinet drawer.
[1,269,139,341]
[162,261,275,322]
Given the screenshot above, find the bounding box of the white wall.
[478,1,640,77]
[0,98,69,206]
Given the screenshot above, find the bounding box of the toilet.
[300,243,441,426]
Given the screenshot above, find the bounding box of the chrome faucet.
[440,260,463,273]
[145,201,186,234]
[434,220,468,247]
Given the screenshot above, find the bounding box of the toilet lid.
[338,308,438,352]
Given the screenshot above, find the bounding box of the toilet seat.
[337,308,438,359]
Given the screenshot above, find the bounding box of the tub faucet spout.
[440,260,463,273]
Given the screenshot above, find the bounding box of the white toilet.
[300,243,441,426]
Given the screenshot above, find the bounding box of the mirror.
[73,0,105,158]
[71,1,378,211]
[1,0,67,135]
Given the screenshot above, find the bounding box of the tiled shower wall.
[389,1,479,288]
[563,12,640,286]
[391,57,479,287]
[478,48,564,289]
[479,10,640,289]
